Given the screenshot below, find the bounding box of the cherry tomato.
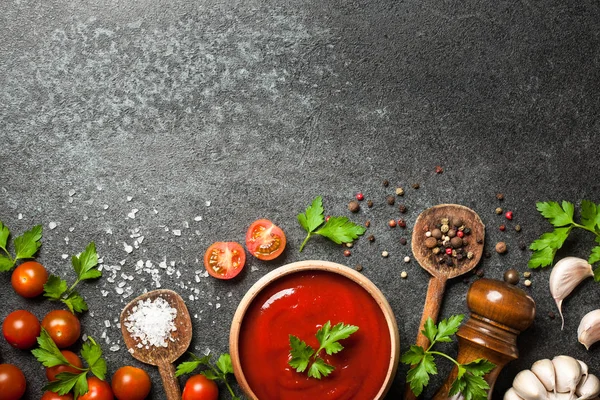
[182,374,218,400]
[203,242,245,279]
[41,391,74,400]
[11,261,49,298]
[42,310,81,348]
[0,364,26,400]
[79,377,114,400]
[111,366,151,400]
[245,219,287,261]
[46,350,83,381]
[2,310,41,349]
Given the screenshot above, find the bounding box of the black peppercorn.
[386,195,395,205]
[383,179,389,187]
[398,204,407,213]
[367,235,375,242]
[348,200,360,213]
[367,200,373,208]
[400,237,407,245]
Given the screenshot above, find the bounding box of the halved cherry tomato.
[46,350,83,381]
[41,391,74,400]
[79,377,114,400]
[11,261,49,298]
[42,310,81,349]
[182,374,218,400]
[2,309,41,349]
[203,242,245,279]
[245,219,286,261]
[111,366,151,400]
[0,364,26,400]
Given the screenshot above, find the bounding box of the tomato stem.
[299,233,312,252]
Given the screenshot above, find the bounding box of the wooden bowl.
[229,260,400,400]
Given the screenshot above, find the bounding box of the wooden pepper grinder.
[433,278,536,400]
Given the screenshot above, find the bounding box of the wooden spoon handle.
[158,361,182,400]
[405,276,448,400]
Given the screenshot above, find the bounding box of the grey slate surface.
[1,0,599,398]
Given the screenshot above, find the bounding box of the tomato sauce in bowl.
[230,261,399,400]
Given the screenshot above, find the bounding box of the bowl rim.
[229,259,400,400]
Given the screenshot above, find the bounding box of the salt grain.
[61,254,69,259]
[123,297,178,348]
[110,345,120,352]
[127,196,133,202]
[128,209,139,219]
[17,213,22,220]
[173,230,181,236]
[123,243,133,254]
[205,201,211,206]
[194,216,202,221]
[68,189,76,196]
[103,204,109,210]
[49,222,58,230]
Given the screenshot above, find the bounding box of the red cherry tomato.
[111,366,151,400]
[2,310,41,349]
[42,310,81,348]
[245,219,286,261]
[46,350,83,381]
[203,242,245,279]
[0,364,26,400]
[11,261,49,298]
[41,391,74,400]
[182,374,218,400]
[79,377,114,400]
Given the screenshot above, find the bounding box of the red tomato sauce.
[239,271,392,400]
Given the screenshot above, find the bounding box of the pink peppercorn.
[326,216,331,222]
[356,192,364,201]
[398,219,406,228]
[505,211,513,220]
[445,248,452,255]
[499,224,506,231]
[457,231,464,238]
[388,219,397,228]
[343,249,351,257]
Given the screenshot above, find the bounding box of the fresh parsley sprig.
[0,221,42,271]
[288,321,359,379]
[43,242,102,313]
[529,201,600,277]
[297,196,366,251]
[176,353,240,400]
[401,315,495,400]
[32,328,107,398]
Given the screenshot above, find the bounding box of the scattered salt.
[172,230,181,236]
[115,287,124,295]
[103,204,109,210]
[68,189,76,196]
[205,201,211,207]
[110,345,120,352]
[128,209,138,219]
[17,213,22,220]
[61,254,69,259]
[104,320,111,328]
[68,198,74,203]
[194,216,202,221]
[127,196,133,202]
[123,297,178,348]
[69,227,74,232]
[49,222,58,230]
[106,228,113,234]
[123,243,133,254]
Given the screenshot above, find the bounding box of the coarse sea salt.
[123,297,177,349]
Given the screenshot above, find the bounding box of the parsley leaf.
[297,197,366,251]
[175,353,240,400]
[581,200,598,230]
[45,372,86,396]
[43,275,68,300]
[288,320,358,379]
[0,256,14,272]
[81,337,106,379]
[402,316,495,399]
[31,329,70,368]
[14,224,43,261]
[0,221,9,252]
[537,201,574,227]
[63,291,89,313]
[72,242,100,280]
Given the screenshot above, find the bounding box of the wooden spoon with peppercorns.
[120,289,193,400]
[405,204,485,400]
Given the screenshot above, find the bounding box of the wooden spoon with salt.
[120,289,192,400]
[405,204,485,400]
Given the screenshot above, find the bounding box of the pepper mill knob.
[433,278,536,400]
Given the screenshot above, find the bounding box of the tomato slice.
[203,242,246,279]
[245,219,286,261]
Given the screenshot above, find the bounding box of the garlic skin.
[531,359,556,392]
[578,310,600,350]
[577,374,600,400]
[504,388,525,400]
[513,370,550,400]
[549,257,593,330]
[553,355,582,395]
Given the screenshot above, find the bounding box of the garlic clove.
[513,369,550,400]
[504,388,526,400]
[578,360,590,387]
[577,374,600,400]
[549,257,593,330]
[554,394,578,400]
[578,310,600,350]
[553,355,582,395]
[531,358,556,393]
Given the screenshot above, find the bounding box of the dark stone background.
[1,0,599,398]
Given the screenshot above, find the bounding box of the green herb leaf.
[13,224,42,260]
[175,354,211,377]
[315,217,366,244]
[201,369,220,380]
[590,246,600,266]
[462,358,495,377]
[44,372,86,396]
[297,196,325,233]
[72,242,100,281]
[450,373,490,400]
[405,354,437,396]
[316,321,359,355]
[0,255,14,272]
[435,315,463,343]
[536,201,574,227]
[594,266,600,282]
[43,275,68,300]
[81,337,106,379]
[528,247,555,269]
[581,200,598,231]
[400,345,426,366]
[288,335,314,373]
[31,329,70,368]
[422,317,437,344]
[63,291,89,313]
[308,357,334,379]
[0,221,10,251]
[216,353,234,375]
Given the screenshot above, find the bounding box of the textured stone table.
[1,0,599,398]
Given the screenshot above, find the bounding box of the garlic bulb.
[549,257,593,330]
[507,356,600,400]
[578,310,600,350]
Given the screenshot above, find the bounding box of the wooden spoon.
[405,204,485,400]
[120,289,193,400]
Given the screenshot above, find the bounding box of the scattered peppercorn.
[412,183,420,189]
[348,201,360,213]
[388,219,397,228]
[365,220,370,227]
[386,195,395,205]
[356,192,364,201]
[448,229,456,238]
[343,250,351,257]
[496,193,504,201]
[495,207,503,215]
[425,237,437,249]
[504,268,519,285]
[367,235,375,242]
[383,179,389,187]
[505,211,513,220]
[355,264,363,272]
[499,224,506,231]
[457,231,464,238]
[400,271,408,279]
[400,237,407,245]
[398,219,406,228]
[404,256,411,263]
[395,187,404,196]
[523,271,531,278]
[398,204,407,213]
[381,251,389,258]
[515,224,521,232]
[463,227,471,235]
[445,248,452,255]
[450,237,463,249]
[367,200,373,208]
[495,241,507,254]
[548,311,556,319]
[435,166,443,174]
[431,228,442,239]
[519,243,527,250]
[476,269,485,277]
[346,242,353,248]
[524,279,532,287]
